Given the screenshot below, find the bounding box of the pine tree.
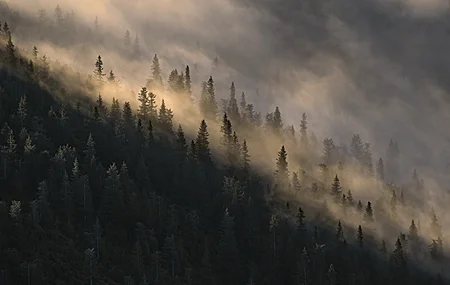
[322,138,336,166]
[300,113,308,149]
[151,54,163,90]
[184,65,192,100]
[241,140,250,175]
[376,158,385,181]
[390,189,397,215]
[292,172,301,192]
[350,134,364,163]
[96,94,107,115]
[176,125,187,154]
[357,200,363,212]
[336,220,344,242]
[5,30,15,66]
[107,70,116,83]
[391,237,406,267]
[275,145,289,188]
[137,87,149,121]
[17,95,27,125]
[206,76,218,121]
[109,98,121,124]
[357,225,363,248]
[330,175,342,199]
[347,190,354,206]
[196,120,211,165]
[122,102,134,128]
[227,82,240,125]
[297,206,305,231]
[94,55,105,84]
[364,202,374,223]
[158,99,174,132]
[430,209,442,238]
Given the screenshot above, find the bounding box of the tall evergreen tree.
[357,225,364,248]
[94,55,105,84]
[300,113,308,149]
[196,120,212,165]
[275,145,289,189]
[364,202,374,223]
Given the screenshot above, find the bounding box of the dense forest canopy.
[0,1,449,284]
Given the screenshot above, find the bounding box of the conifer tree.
[199,81,208,119]
[176,125,187,155]
[151,54,163,90]
[137,87,149,121]
[227,82,240,125]
[430,209,442,238]
[275,145,289,188]
[322,138,336,166]
[330,175,342,199]
[241,140,250,175]
[94,55,105,84]
[206,76,218,121]
[347,190,354,206]
[357,225,363,248]
[336,220,344,242]
[300,113,308,149]
[364,202,374,223]
[5,30,15,66]
[109,98,121,124]
[184,65,192,97]
[158,100,174,132]
[96,94,107,115]
[122,102,134,128]
[292,172,301,192]
[196,120,211,165]
[357,200,363,212]
[391,237,406,267]
[297,206,305,231]
[107,70,115,83]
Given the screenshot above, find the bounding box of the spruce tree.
[357,225,363,248]
[300,113,308,149]
[151,54,163,90]
[5,31,15,66]
[336,220,344,242]
[241,140,250,175]
[206,76,218,121]
[185,65,192,100]
[196,120,211,165]
[94,55,105,84]
[275,145,289,188]
[227,82,240,125]
[364,202,374,223]
[330,175,342,199]
[297,206,305,231]
[137,87,149,121]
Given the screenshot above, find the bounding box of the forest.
[0,1,448,285]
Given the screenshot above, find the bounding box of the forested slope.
[0,3,448,285]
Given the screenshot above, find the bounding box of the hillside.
[0,2,448,285]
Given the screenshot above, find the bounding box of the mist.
[2,0,450,278]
